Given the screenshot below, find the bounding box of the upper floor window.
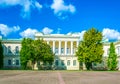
[67,48,70,54]
[117,46,120,55]
[61,48,64,54]
[15,46,19,54]
[8,46,12,54]
[55,48,58,54]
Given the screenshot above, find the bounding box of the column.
[53,41,55,53]
[65,41,67,55]
[77,41,79,47]
[71,41,73,55]
[59,41,61,55]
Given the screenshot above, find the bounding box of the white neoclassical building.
[1,33,120,70]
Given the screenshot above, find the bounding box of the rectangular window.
[55,60,59,66]
[73,60,76,66]
[67,60,70,66]
[8,46,12,54]
[55,48,58,54]
[15,46,19,54]
[61,60,64,66]
[67,48,69,54]
[61,48,64,54]
[8,60,11,65]
[16,60,19,65]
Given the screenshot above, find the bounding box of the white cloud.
[0,24,20,36]
[67,30,86,41]
[20,28,38,38]
[102,28,120,40]
[42,27,53,34]
[51,0,76,18]
[0,0,42,19]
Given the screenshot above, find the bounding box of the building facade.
[1,33,120,70]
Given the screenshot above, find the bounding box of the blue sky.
[0,0,120,41]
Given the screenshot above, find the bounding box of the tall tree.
[20,38,33,69]
[0,40,3,69]
[76,28,104,70]
[107,42,118,70]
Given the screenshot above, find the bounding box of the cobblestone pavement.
[0,70,120,84]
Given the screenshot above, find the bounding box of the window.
[73,60,76,66]
[67,60,70,66]
[8,60,11,65]
[117,46,120,55]
[16,60,19,65]
[15,46,19,54]
[55,60,59,66]
[55,48,58,54]
[61,48,64,54]
[8,46,12,54]
[67,48,70,54]
[61,60,64,66]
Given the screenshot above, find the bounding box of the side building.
[1,33,120,70]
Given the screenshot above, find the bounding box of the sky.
[0,0,120,41]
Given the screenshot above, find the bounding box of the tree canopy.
[76,28,104,70]
[20,38,54,70]
[107,42,118,70]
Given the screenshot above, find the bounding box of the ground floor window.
[73,60,76,66]
[8,59,11,65]
[55,60,59,66]
[61,60,64,66]
[16,60,19,65]
[67,60,70,66]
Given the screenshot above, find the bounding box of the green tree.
[20,38,33,69]
[107,42,118,70]
[76,28,104,70]
[20,38,54,70]
[34,39,54,69]
[0,40,3,69]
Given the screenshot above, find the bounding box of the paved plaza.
[0,70,120,84]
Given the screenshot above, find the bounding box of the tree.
[107,42,118,70]
[34,39,54,69]
[0,40,3,69]
[76,28,104,70]
[20,38,54,70]
[20,38,33,69]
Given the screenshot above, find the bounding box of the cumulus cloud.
[20,28,38,38]
[51,0,76,19]
[0,0,42,19]
[102,28,120,40]
[42,27,53,34]
[0,24,20,36]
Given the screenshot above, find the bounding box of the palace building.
[1,33,120,70]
